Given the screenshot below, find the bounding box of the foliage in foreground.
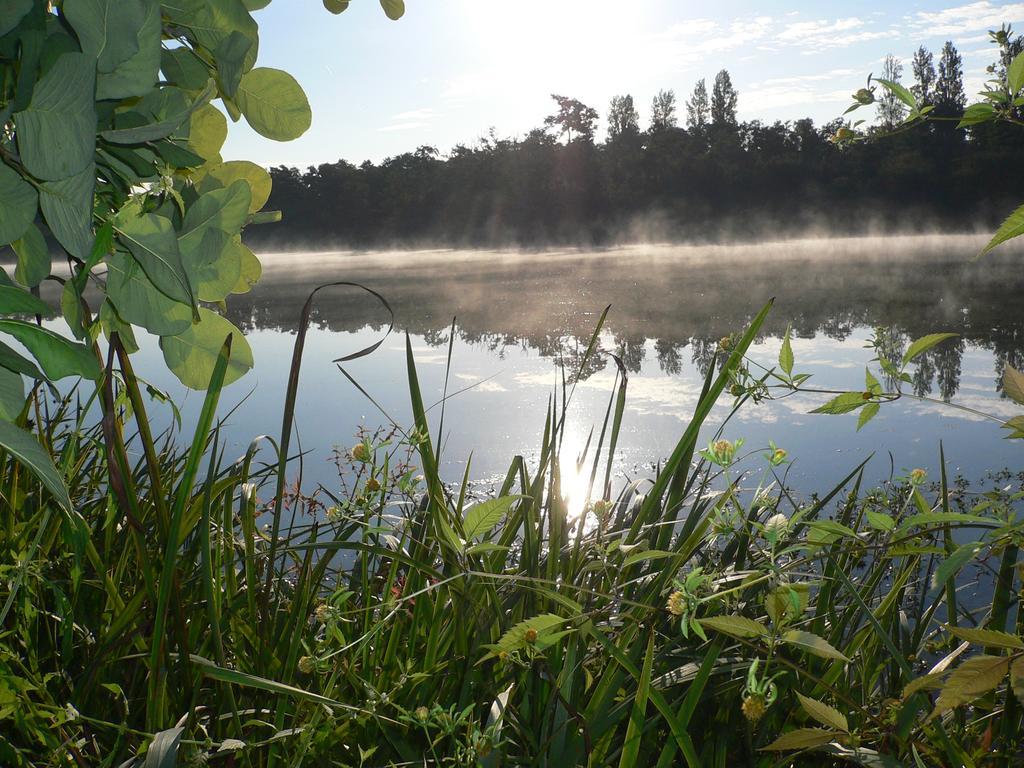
[1,300,1022,767]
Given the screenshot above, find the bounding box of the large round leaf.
[39,163,96,259]
[180,180,251,252]
[199,160,271,213]
[165,0,259,72]
[106,250,192,337]
[12,224,51,288]
[14,52,96,181]
[188,104,228,161]
[0,162,38,246]
[63,0,143,75]
[235,67,311,141]
[323,0,350,13]
[181,228,242,303]
[232,239,261,294]
[0,319,101,381]
[115,212,194,306]
[161,47,211,92]
[160,308,253,390]
[95,0,162,100]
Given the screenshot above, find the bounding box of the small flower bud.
[351,443,370,462]
[666,590,686,616]
[414,705,429,722]
[742,693,768,723]
[524,628,538,644]
[297,656,315,674]
[909,468,927,485]
[365,477,381,492]
[763,513,789,539]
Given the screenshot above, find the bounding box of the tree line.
[256,38,1024,249]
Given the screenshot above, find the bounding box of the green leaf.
[875,78,916,109]
[930,541,984,591]
[865,510,894,531]
[379,0,404,20]
[236,67,312,141]
[0,418,72,512]
[323,0,350,12]
[1011,657,1024,708]
[856,402,879,431]
[979,202,1024,257]
[0,0,31,37]
[11,224,51,288]
[0,162,38,246]
[933,655,1009,715]
[191,654,342,707]
[165,0,260,72]
[63,0,143,75]
[1003,365,1024,405]
[115,212,194,306]
[61,281,87,340]
[14,52,96,181]
[490,614,567,654]
[779,324,793,376]
[161,46,211,92]
[903,333,957,365]
[231,240,261,294]
[0,340,45,380]
[761,728,837,751]
[797,693,848,732]
[99,300,138,353]
[187,104,228,161]
[214,30,252,97]
[160,308,253,389]
[105,250,192,337]
[697,615,769,639]
[181,181,252,250]
[96,0,161,100]
[781,630,850,661]
[811,391,869,415]
[957,102,997,128]
[622,548,677,568]
[0,320,101,381]
[144,726,183,768]
[463,496,519,540]
[946,626,1024,650]
[1003,415,1024,440]
[1009,51,1024,94]
[0,367,25,421]
[199,160,271,213]
[100,82,214,144]
[619,633,654,768]
[39,164,96,259]
[181,228,241,303]
[0,286,53,317]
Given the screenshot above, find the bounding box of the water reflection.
[226,235,1024,405]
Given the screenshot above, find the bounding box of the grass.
[0,297,1022,767]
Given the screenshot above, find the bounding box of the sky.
[222,0,1024,168]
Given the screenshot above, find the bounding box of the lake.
[82,234,1024,507]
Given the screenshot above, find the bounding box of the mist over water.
[74,233,1024,499]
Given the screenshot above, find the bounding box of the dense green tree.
[685,78,709,130]
[935,41,966,117]
[650,88,677,131]
[711,69,739,125]
[607,94,640,140]
[911,46,936,104]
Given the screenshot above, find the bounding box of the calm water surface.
[116,235,1024,501]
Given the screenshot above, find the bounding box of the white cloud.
[379,108,439,132]
[776,17,900,53]
[909,2,1024,36]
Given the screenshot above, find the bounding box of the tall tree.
[543,94,599,143]
[877,54,906,128]
[711,69,738,125]
[650,88,677,131]
[935,41,966,117]
[911,46,936,104]
[607,94,640,140]
[685,78,709,130]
